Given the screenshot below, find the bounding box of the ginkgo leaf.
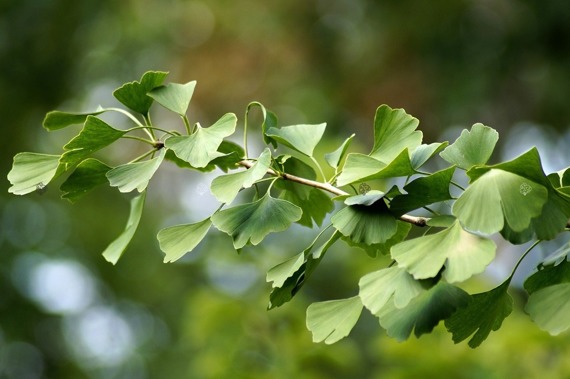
[526,283,570,335]
[370,104,423,162]
[43,109,105,131]
[331,197,397,246]
[390,166,455,215]
[453,169,548,235]
[106,149,165,193]
[210,148,271,204]
[445,280,513,348]
[113,71,168,115]
[165,113,237,168]
[440,123,499,170]
[102,191,146,264]
[266,123,327,157]
[61,116,126,167]
[411,142,449,170]
[268,231,341,309]
[359,266,425,314]
[275,157,333,227]
[8,153,62,195]
[211,193,302,249]
[246,101,279,148]
[158,218,212,263]
[342,221,412,257]
[336,149,416,187]
[306,296,363,344]
[148,81,196,116]
[392,221,496,283]
[325,134,355,169]
[60,158,111,202]
[469,148,570,241]
[376,282,470,341]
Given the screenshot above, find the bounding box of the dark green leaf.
[306,296,363,344]
[148,81,196,116]
[8,153,62,195]
[211,193,302,249]
[524,259,570,294]
[331,199,398,245]
[376,282,470,341]
[60,158,111,202]
[61,116,125,167]
[390,166,455,215]
[247,102,279,148]
[370,104,423,162]
[266,123,327,157]
[440,123,499,170]
[113,71,169,115]
[325,134,355,169]
[342,220,412,257]
[391,221,496,283]
[102,191,146,264]
[445,280,513,348]
[43,109,105,131]
[106,149,165,193]
[165,113,237,168]
[158,218,212,263]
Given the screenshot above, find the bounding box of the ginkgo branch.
[238,159,428,227]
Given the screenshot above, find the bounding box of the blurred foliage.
[2,0,570,378]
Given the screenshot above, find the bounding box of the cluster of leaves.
[7,71,570,348]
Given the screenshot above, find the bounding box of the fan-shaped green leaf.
[211,193,302,249]
[210,148,271,204]
[165,113,237,168]
[158,218,212,263]
[411,142,449,170]
[266,123,326,157]
[371,104,422,162]
[102,191,146,264]
[453,169,548,234]
[325,134,355,169]
[359,266,425,314]
[113,71,168,115]
[376,282,470,341]
[392,221,496,283]
[445,280,513,348]
[331,198,397,245]
[148,81,196,116]
[268,231,341,309]
[43,109,105,131]
[440,123,498,170]
[306,296,363,344]
[106,149,165,193]
[61,116,125,167]
[336,149,415,187]
[526,283,570,336]
[60,158,111,202]
[8,153,62,195]
[342,221,412,257]
[390,166,455,215]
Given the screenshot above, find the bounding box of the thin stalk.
[107,107,154,141]
[511,240,542,278]
[126,126,179,137]
[182,115,192,135]
[121,135,155,145]
[128,148,158,164]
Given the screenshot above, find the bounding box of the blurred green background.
[2,0,570,378]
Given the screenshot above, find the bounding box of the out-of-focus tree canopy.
[2,1,570,378]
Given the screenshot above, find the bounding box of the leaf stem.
[121,135,155,145]
[238,159,428,227]
[128,148,159,164]
[182,115,192,135]
[126,126,179,136]
[510,240,542,280]
[310,156,326,182]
